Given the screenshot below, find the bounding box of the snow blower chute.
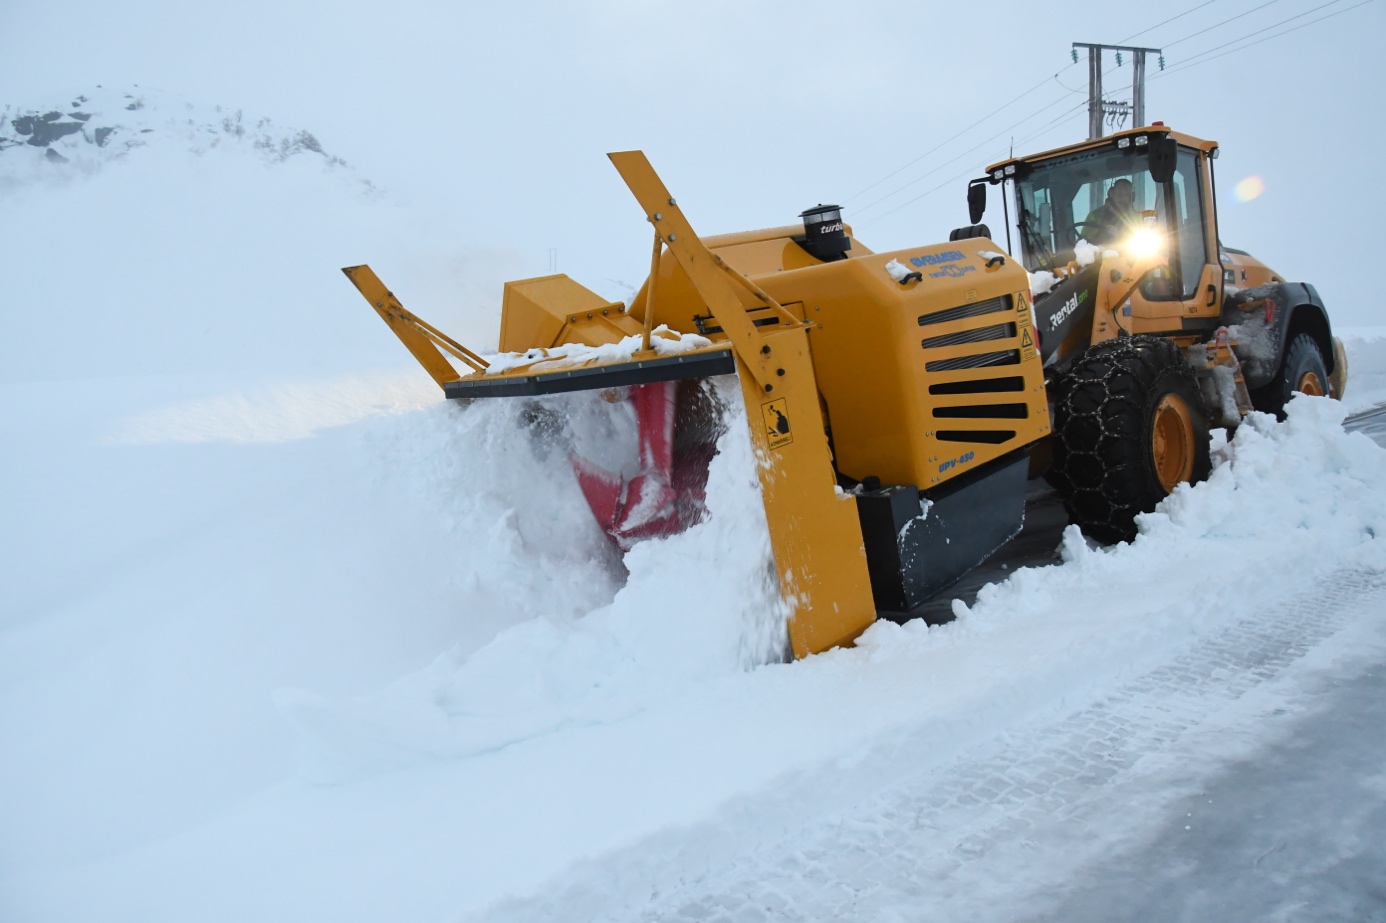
[344,151,1052,657]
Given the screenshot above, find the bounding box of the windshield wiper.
[1017,205,1054,271]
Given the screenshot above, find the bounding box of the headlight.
[1123,227,1166,260]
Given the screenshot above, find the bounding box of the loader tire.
[1250,333,1329,420]
[1047,336,1211,544]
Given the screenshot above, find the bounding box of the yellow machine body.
[488,227,1048,493]
[345,151,1052,658]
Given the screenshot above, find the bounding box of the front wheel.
[1046,336,1212,544]
[1251,333,1329,419]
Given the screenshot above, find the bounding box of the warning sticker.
[762,398,793,450]
[1020,325,1037,362]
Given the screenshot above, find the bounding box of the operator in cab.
[1080,178,1140,246]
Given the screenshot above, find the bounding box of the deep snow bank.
[1340,327,1386,412]
[278,378,789,782]
[272,372,1386,795]
[12,382,1374,923]
[451,383,1386,923]
[868,393,1386,657]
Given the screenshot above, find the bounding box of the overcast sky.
[3,0,1383,323]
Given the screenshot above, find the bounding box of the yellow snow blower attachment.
[344,152,1051,657]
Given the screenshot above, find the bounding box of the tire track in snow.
[477,567,1386,922]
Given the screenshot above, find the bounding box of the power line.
[856,0,1377,229]
[1053,71,1085,93]
[1153,0,1369,76]
[860,99,1092,227]
[860,164,993,227]
[1164,0,1287,47]
[1013,100,1093,149]
[845,1,1255,215]
[852,90,1089,214]
[844,70,1072,204]
[855,87,1130,223]
[1117,0,1224,43]
[1034,0,1372,133]
[851,90,1085,218]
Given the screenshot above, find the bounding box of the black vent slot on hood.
[918,294,1010,327]
[935,430,1016,444]
[925,349,1020,373]
[921,322,1016,350]
[932,403,1029,419]
[928,376,1026,395]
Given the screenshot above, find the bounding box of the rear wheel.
[1251,333,1329,419]
[1047,336,1212,544]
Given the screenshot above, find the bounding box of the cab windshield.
[1012,144,1208,300]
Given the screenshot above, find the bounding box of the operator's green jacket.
[1081,202,1141,245]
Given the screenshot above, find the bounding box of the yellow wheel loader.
[343,127,1344,658]
[959,123,1346,542]
[344,152,1051,658]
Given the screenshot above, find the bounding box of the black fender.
[1220,282,1334,390]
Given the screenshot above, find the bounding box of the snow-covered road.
[484,566,1386,922]
[1032,661,1386,922]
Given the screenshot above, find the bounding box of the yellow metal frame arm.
[607,151,779,392]
[713,254,799,326]
[342,264,490,386]
[642,231,662,353]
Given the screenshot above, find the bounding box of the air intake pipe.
[799,204,850,262]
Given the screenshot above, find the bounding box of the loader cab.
[983,127,1226,349]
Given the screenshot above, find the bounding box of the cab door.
[1164,146,1222,321]
[1123,144,1222,332]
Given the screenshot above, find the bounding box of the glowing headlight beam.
[1123,227,1166,260]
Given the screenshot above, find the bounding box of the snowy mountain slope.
[0,86,528,386]
[0,86,356,190]
[3,92,1386,922]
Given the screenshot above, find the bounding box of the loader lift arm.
[607,151,878,655]
[607,151,798,395]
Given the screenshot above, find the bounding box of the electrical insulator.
[1116,51,1123,67]
[1071,49,1079,63]
[1158,54,1166,70]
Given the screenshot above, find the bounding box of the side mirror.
[1148,136,1177,184]
[967,181,987,225]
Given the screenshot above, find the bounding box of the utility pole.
[1072,42,1163,139]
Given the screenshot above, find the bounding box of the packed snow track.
[484,567,1386,922]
